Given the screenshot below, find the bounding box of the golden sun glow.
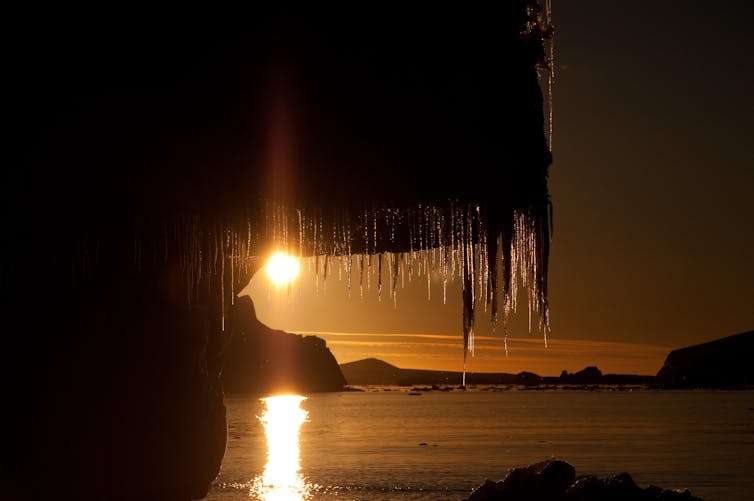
[265,252,301,286]
[253,395,310,501]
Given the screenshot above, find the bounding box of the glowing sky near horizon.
[241,2,753,376]
[243,266,673,375]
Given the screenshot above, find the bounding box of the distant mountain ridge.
[339,358,653,387]
[340,358,476,386]
[342,330,754,388]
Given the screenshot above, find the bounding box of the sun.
[265,252,301,286]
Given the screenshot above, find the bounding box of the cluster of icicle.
[142,4,556,376]
[168,199,551,372]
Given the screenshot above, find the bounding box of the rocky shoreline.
[466,459,703,501]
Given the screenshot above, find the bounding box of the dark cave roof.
[11,3,550,225]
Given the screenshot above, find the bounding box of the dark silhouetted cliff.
[656,330,754,387]
[222,296,347,395]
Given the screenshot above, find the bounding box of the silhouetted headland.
[340,358,655,388]
[222,296,346,395]
[655,330,754,388]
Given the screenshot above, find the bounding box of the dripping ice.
[133,200,551,383]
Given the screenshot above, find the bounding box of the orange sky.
[236,0,754,374]
[292,331,671,376]
[241,258,676,376]
[238,2,754,376]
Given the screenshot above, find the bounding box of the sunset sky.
[243,2,754,376]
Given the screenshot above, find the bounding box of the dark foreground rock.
[466,459,703,501]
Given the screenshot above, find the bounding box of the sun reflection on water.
[252,395,310,501]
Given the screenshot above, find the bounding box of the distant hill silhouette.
[656,330,754,387]
[339,358,655,387]
[340,358,477,386]
[342,330,754,389]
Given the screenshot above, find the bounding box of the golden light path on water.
[252,395,311,501]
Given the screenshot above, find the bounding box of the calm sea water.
[207,387,754,501]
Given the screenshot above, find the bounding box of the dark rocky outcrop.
[557,366,603,384]
[656,330,754,387]
[544,367,657,386]
[466,459,703,501]
[9,261,232,501]
[516,371,544,386]
[222,296,346,395]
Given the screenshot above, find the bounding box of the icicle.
[407,208,415,280]
[297,209,304,260]
[318,216,324,258]
[487,225,500,334]
[230,229,235,306]
[462,221,475,365]
[545,0,555,150]
[372,208,378,256]
[389,209,396,243]
[312,214,319,264]
[391,253,399,308]
[167,196,551,370]
[345,223,352,294]
[220,229,225,332]
[367,253,372,292]
[377,253,382,301]
[359,254,365,299]
[322,255,329,292]
[247,219,252,259]
[442,250,448,305]
[314,254,320,294]
[417,203,424,255]
[398,253,404,290]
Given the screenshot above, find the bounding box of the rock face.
[656,330,754,387]
[10,263,232,501]
[558,366,603,384]
[467,459,576,501]
[466,459,704,501]
[222,296,347,395]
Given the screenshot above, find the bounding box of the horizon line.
[292,330,678,349]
